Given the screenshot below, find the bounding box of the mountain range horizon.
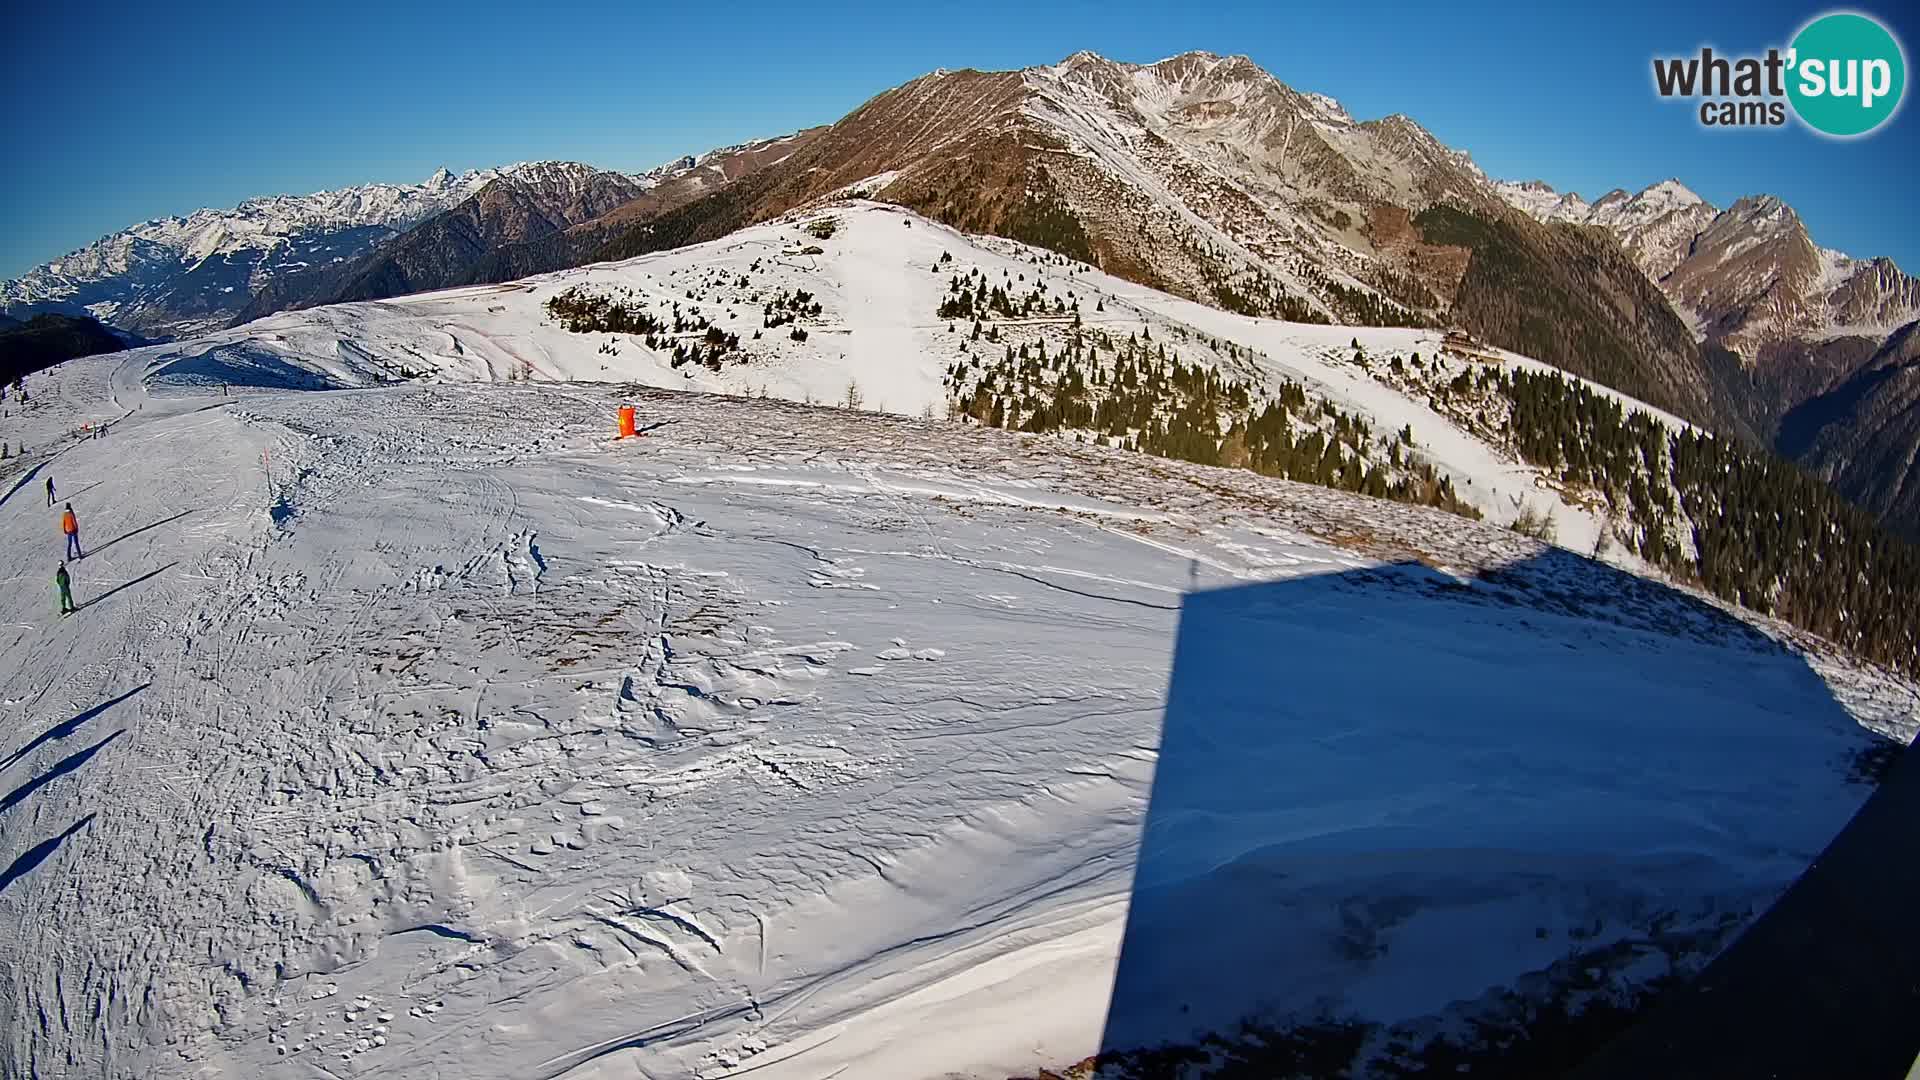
[7,46,1920,544]
[5,39,1912,280]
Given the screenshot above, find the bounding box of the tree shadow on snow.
[1080,549,1918,1080]
[147,344,347,392]
[0,684,147,773]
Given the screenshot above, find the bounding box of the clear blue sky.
[3,0,1915,278]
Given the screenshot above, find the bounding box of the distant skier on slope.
[45,476,55,507]
[61,503,82,560]
[55,563,74,616]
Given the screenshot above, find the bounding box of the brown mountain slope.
[1414,206,1735,434]
[594,52,1737,434]
[1778,321,1920,541]
[230,138,821,326]
[403,130,827,293]
[326,163,648,304]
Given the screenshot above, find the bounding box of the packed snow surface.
[2,220,1915,1078]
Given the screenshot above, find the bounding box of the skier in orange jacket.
[61,503,81,560]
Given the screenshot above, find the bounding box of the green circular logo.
[1787,12,1906,136]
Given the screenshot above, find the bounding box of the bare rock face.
[1497,181,1919,362]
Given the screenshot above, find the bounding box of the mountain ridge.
[12,49,1920,535]
[1495,173,1920,536]
[0,157,744,340]
[226,132,821,324]
[1494,176,1918,351]
[576,50,1738,441]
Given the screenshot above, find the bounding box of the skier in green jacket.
[55,563,75,616]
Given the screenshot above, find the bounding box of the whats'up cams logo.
[1653,11,1906,136]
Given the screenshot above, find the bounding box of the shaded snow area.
[0,349,1914,1079]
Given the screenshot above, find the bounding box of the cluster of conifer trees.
[1176,241,1426,327]
[545,286,669,337]
[763,288,822,329]
[543,287,743,372]
[1320,277,1429,328]
[1198,263,1324,323]
[945,326,1477,520]
[937,268,1076,321]
[1417,359,1920,675]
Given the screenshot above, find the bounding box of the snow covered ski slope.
[136,201,1692,555]
[1,343,1915,1079]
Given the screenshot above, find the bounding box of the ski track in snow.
[1,284,1917,1076]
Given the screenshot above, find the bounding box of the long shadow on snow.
[87,508,197,558]
[0,457,55,512]
[0,730,125,817]
[77,561,177,610]
[147,344,348,392]
[1567,721,1920,1079]
[1083,549,1915,1079]
[0,814,97,895]
[0,684,147,773]
[53,481,106,505]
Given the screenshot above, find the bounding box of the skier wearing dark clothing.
[61,504,81,560]
[45,477,55,507]
[55,564,74,616]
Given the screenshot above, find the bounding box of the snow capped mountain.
[1663,193,1919,354]
[639,153,698,182]
[1491,178,1590,222]
[1021,49,1500,245]
[1495,177,1919,350]
[0,163,631,340]
[1495,177,1715,282]
[618,49,1531,337]
[225,134,827,326]
[1592,177,1706,221]
[462,161,654,233]
[5,170,482,296]
[484,159,627,196]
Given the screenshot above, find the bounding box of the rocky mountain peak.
[1722,193,1801,232]
[1642,178,1703,206]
